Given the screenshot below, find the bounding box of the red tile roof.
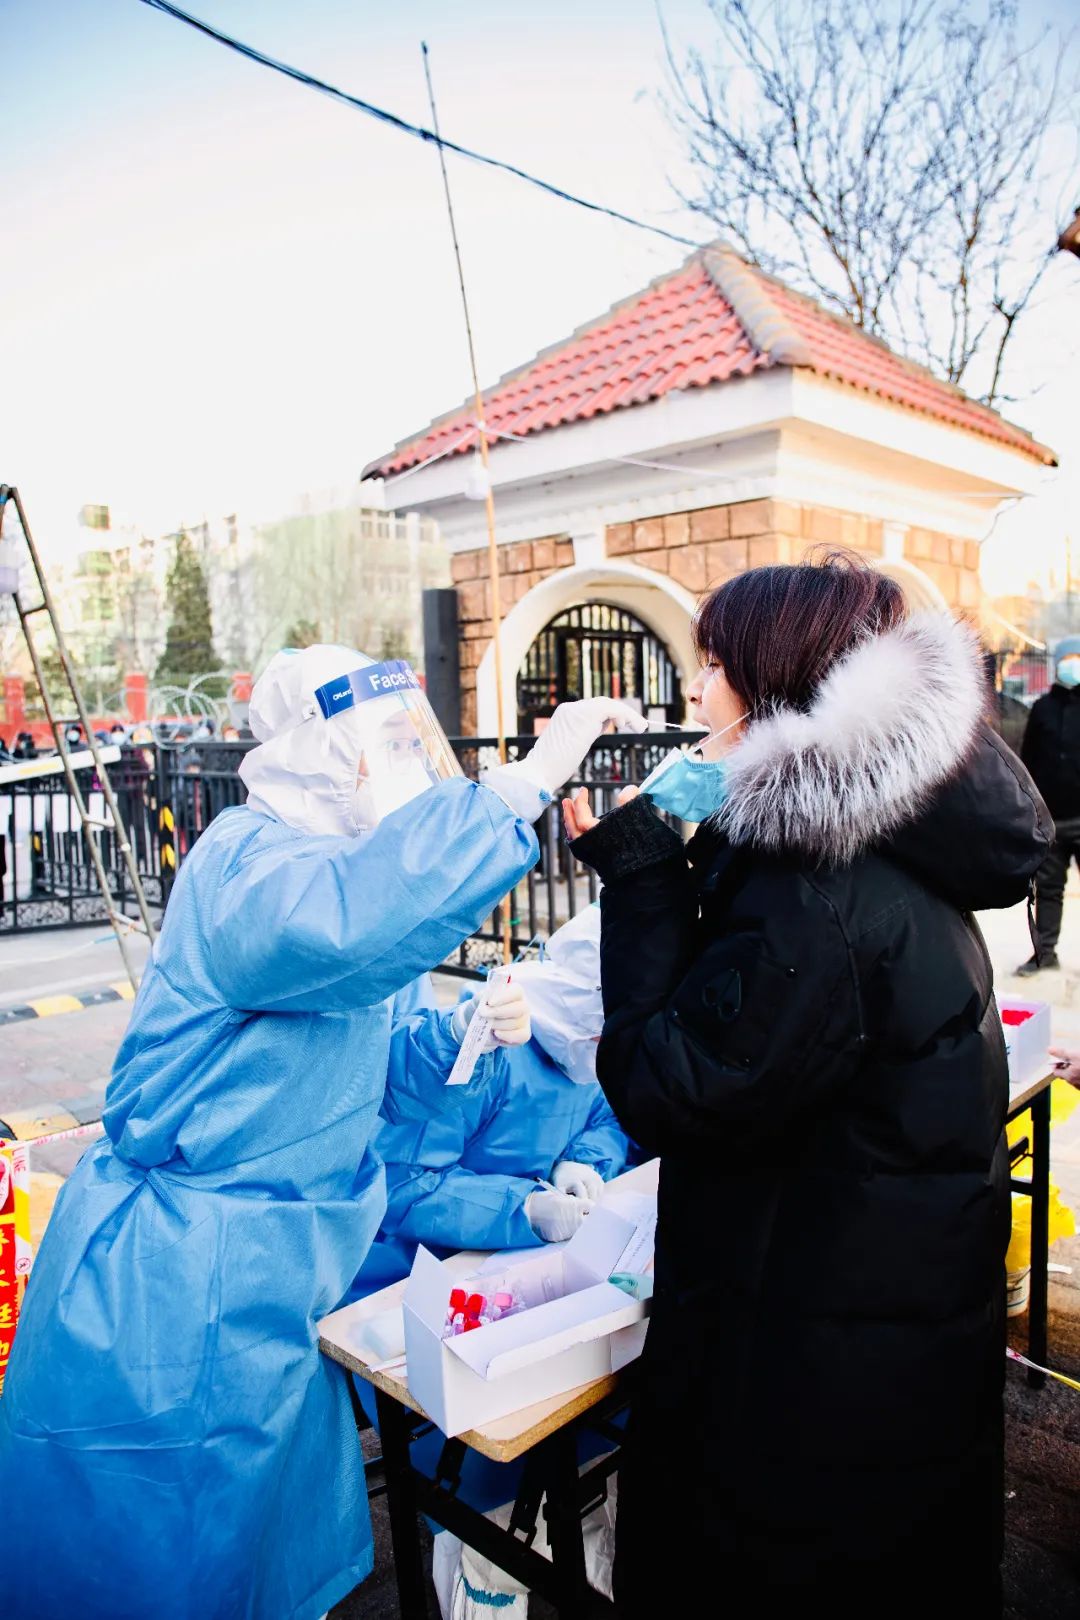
[365,250,1055,478]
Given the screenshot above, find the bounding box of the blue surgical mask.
[1058,657,1080,690]
[640,717,746,822]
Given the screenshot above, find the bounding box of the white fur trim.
[717,612,985,864]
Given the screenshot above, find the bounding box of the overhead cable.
[139,0,702,251]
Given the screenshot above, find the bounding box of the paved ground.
[4,890,1080,1616]
[0,927,149,1177]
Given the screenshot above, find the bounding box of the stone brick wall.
[605,498,980,612]
[448,499,981,732]
[901,527,983,610]
[451,536,572,733]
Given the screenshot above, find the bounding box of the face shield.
[240,647,465,839]
[311,660,463,834]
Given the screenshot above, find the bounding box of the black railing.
[440,732,701,974]
[985,649,1051,757]
[0,748,164,933]
[1,734,701,962]
[4,686,1049,947]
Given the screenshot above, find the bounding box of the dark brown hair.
[692,551,907,714]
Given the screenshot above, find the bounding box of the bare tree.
[663,0,1077,404]
[114,563,163,677]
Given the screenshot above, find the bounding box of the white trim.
[389,370,796,509]
[788,373,1049,494]
[874,558,948,612]
[476,563,700,736]
[383,370,1049,553]
[881,521,906,563]
[571,530,606,566]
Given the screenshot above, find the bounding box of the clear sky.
[2,0,1077,597]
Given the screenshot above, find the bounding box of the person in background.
[0,639,644,1620]
[12,731,36,759]
[565,558,1050,1619]
[1018,635,1080,974]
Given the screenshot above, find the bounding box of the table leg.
[543,1425,593,1619]
[374,1388,429,1617]
[1027,1085,1051,1389]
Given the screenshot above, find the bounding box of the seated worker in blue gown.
[0,638,645,1620]
[356,904,628,1296]
[353,904,633,1619]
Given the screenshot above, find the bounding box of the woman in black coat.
[565,559,1050,1617]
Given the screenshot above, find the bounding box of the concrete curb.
[0,981,134,1024]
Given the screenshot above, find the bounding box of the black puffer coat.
[1021,682,1080,820]
[572,614,1051,1618]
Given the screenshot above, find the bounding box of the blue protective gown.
[352,1007,630,1298]
[0,780,537,1620]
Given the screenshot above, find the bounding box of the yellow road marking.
[0,1108,80,1142]
[27,995,83,1018]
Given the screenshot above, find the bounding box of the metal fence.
[986,650,1052,756]
[0,749,164,933]
[440,733,700,974]
[990,648,1054,704]
[0,667,1052,946]
[1,734,700,968]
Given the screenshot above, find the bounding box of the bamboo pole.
[421,43,512,962]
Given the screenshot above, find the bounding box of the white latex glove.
[450,982,531,1050]
[525,1188,593,1242]
[483,980,531,1047]
[552,1160,605,1202]
[493,698,649,800]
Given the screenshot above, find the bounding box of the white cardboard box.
[403,1204,649,1438]
[999,996,1051,1087]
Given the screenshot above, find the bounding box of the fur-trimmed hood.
[717,612,986,866]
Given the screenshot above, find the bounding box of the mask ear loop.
[688,713,749,761]
[510,931,545,965]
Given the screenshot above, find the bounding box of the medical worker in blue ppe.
[0,642,645,1620]
[355,903,629,1296]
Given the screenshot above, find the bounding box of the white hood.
[514,904,604,1085]
[239,644,374,839]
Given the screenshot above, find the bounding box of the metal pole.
[1028,1084,1051,1389]
[374,1389,430,1618]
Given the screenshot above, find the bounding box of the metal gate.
[516,602,681,732]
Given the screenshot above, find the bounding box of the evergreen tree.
[283,618,321,649]
[380,626,410,662]
[155,532,223,694]
[25,639,82,720]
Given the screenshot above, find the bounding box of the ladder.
[0,485,157,990]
